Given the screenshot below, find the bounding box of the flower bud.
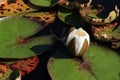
[66,27,90,56]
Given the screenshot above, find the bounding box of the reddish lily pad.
[9,56,39,76]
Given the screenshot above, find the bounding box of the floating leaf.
[0,17,53,58]
[48,44,120,80]
[22,12,56,26]
[79,0,119,25]
[9,56,39,76]
[0,0,38,17]
[92,22,119,41]
[29,0,58,7]
[58,11,88,27]
[92,22,120,49]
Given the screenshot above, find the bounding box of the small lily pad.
[48,44,120,80]
[29,0,58,7]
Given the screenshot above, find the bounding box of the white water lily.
[66,27,90,56]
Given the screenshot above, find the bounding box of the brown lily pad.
[9,56,39,76]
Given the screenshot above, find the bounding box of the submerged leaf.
[48,44,120,80]
[0,17,53,58]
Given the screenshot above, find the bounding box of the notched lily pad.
[48,44,120,80]
[0,0,38,17]
[0,17,53,58]
[58,10,88,27]
[79,0,119,25]
[22,12,56,26]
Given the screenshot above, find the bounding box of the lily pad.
[79,0,119,25]
[92,22,120,49]
[29,0,58,7]
[0,0,38,17]
[0,64,20,80]
[22,12,56,26]
[48,44,120,80]
[58,11,88,27]
[0,17,53,58]
[9,56,39,76]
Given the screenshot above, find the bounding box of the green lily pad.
[0,17,53,58]
[48,44,120,80]
[58,11,88,27]
[29,0,58,7]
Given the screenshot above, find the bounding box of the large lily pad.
[0,0,38,17]
[0,17,53,58]
[29,0,58,7]
[48,44,120,80]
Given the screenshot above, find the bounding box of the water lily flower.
[66,27,90,56]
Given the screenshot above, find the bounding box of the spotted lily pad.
[0,64,20,80]
[0,0,38,17]
[29,0,58,7]
[92,22,120,49]
[22,12,56,26]
[79,0,119,25]
[0,17,53,58]
[9,56,39,76]
[48,44,120,80]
